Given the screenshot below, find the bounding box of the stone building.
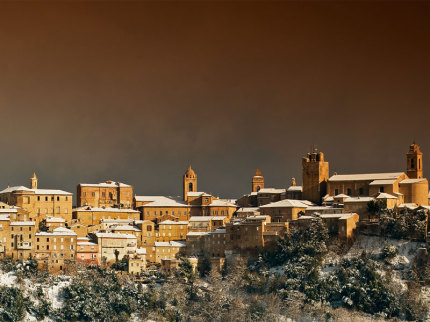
[252,169,264,192]
[76,237,98,266]
[35,227,77,273]
[154,241,186,263]
[77,181,133,209]
[135,196,190,222]
[10,221,36,260]
[407,142,423,179]
[94,232,137,264]
[0,174,73,223]
[157,220,188,242]
[259,199,311,222]
[72,206,140,226]
[302,149,329,204]
[183,165,197,201]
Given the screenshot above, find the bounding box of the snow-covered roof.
[155,241,186,247]
[0,186,72,195]
[95,232,137,239]
[74,206,139,213]
[398,203,418,210]
[0,209,17,213]
[334,194,350,198]
[136,248,146,255]
[186,232,210,236]
[77,241,98,246]
[135,196,188,207]
[209,199,237,207]
[287,186,303,192]
[376,193,397,200]
[344,197,375,203]
[101,219,134,223]
[111,225,141,232]
[257,188,286,194]
[259,199,310,208]
[369,179,398,185]
[158,220,188,225]
[36,227,77,236]
[188,216,226,222]
[0,215,10,221]
[46,216,66,223]
[210,228,226,234]
[79,181,131,188]
[10,221,35,226]
[187,192,205,197]
[236,207,260,213]
[329,172,404,182]
[400,178,427,184]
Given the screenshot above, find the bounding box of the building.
[157,220,188,242]
[259,199,311,222]
[10,221,36,260]
[94,232,137,264]
[252,169,264,192]
[76,237,98,266]
[44,216,66,230]
[0,214,10,257]
[0,174,73,223]
[302,149,329,204]
[286,178,303,200]
[128,248,146,275]
[188,216,227,232]
[407,142,423,179]
[77,181,133,209]
[135,220,156,246]
[35,227,77,273]
[136,196,190,222]
[72,206,140,226]
[183,165,197,201]
[154,241,186,263]
[256,188,286,206]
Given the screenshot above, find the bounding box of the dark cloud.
[0,1,429,200]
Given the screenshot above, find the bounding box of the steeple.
[30,172,38,189]
[183,165,197,201]
[252,169,264,192]
[302,148,329,204]
[407,142,423,179]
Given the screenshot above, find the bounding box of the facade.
[252,169,265,192]
[154,241,186,263]
[94,232,137,264]
[0,174,73,223]
[302,150,329,204]
[10,221,36,260]
[73,206,140,226]
[76,237,98,266]
[35,227,77,273]
[183,166,197,201]
[256,188,286,206]
[157,220,188,242]
[136,196,190,222]
[77,181,133,208]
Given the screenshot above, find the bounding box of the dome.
[185,165,196,178]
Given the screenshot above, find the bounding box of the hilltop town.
[0,142,428,275]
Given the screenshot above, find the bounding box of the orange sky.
[0,1,429,198]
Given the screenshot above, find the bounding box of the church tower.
[252,169,264,192]
[407,142,423,179]
[183,165,197,201]
[30,173,38,189]
[302,149,329,204]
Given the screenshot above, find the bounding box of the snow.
[0,271,17,286]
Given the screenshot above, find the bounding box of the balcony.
[17,241,32,250]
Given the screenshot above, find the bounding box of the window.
[92,192,95,197]
[37,196,40,201]
[411,159,415,169]
[359,188,364,196]
[83,192,86,197]
[57,196,60,201]
[47,245,49,250]
[66,196,68,201]
[51,197,54,201]
[189,182,193,191]
[102,192,105,197]
[335,189,339,195]
[147,226,152,231]
[347,188,351,196]
[45,197,48,201]
[109,192,113,199]
[380,186,384,193]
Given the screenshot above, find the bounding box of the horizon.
[0,1,429,198]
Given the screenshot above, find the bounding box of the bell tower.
[30,173,38,189]
[183,165,197,201]
[252,169,264,192]
[302,148,329,204]
[407,142,423,179]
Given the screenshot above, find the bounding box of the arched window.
[256,186,261,191]
[419,159,421,169]
[411,159,415,169]
[188,182,193,191]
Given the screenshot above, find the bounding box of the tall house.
[407,142,423,179]
[77,181,133,209]
[183,166,197,201]
[252,169,264,192]
[302,149,329,204]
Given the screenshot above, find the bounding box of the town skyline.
[1,2,429,197]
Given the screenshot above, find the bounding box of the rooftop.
[260,199,311,208]
[329,172,404,182]
[79,181,131,188]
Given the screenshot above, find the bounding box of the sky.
[0,1,429,200]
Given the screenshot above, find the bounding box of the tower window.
[411,159,415,169]
[188,182,193,191]
[419,159,421,169]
